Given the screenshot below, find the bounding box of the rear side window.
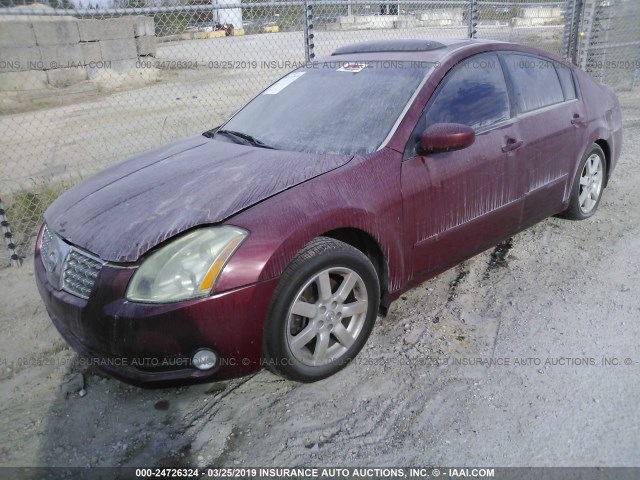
[503,54,565,113]
[425,53,510,130]
[556,63,577,101]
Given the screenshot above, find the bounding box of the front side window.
[404,53,509,158]
[219,61,433,155]
[503,54,565,113]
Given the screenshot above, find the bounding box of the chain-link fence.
[0,0,638,265]
[579,0,640,90]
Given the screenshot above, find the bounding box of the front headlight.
[126,226,247,303]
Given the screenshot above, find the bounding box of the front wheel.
[263,237,380,382]
[562,144,607,220]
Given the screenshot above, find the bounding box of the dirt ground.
[1,111,639,471]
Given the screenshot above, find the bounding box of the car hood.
[44,136,352,263]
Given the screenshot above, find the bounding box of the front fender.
[214,150,405,295]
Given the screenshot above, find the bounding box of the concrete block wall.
[519,7,564,19]
[511,7,564,27]
[329,15,396,31]
[0,16,156,91]
[417,9,464,27]
[324,9,464,31]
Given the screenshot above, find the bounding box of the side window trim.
[573,68,582,100]
[497,52,520,119]
[512,97,577,122]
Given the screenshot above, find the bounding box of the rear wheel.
[263,237,379,382]
[563,144,606,220]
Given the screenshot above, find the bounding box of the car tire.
[562,144,607,220]
[263,237,380,382]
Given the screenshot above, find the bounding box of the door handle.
[571,114,585,125]
[502,139,523,153]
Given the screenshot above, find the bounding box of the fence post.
[577,0,599,71]
[575,0,586,67]
[468,0,478,39]
[0,197,22,267]
[304,0,315,63]
[563,0,584,64]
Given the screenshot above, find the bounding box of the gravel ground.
[0,115,638,470]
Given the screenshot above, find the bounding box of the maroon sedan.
[35,39,622,385]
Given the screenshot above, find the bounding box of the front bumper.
[35,250,278,386]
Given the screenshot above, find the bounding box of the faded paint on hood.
[44,136,353,263]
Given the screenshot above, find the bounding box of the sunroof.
[332,40,446,55]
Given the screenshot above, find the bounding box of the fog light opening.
[192,349,218,371]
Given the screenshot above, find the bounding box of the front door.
[401,53,526,280]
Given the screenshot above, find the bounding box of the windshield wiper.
[215,129,276,149]
[202,128,217,138]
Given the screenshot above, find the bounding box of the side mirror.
[419,123,475,154]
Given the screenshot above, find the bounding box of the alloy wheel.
[286,267,369,366]
[578,153,604,214]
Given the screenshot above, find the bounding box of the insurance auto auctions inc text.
[244,468,494,478]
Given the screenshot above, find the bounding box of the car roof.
[331,39,454,55]
[323,38,554,64]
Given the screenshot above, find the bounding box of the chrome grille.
[40,223,104,300]
[62,248,104,299]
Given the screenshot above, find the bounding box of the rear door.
[500,53,586,225]
[401,53,527,280]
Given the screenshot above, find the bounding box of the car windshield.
[218,60,434,155]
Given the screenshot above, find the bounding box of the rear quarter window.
[555,63,577,101]
[503,54,565,113]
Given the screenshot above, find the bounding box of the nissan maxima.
[35,39,622,385]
